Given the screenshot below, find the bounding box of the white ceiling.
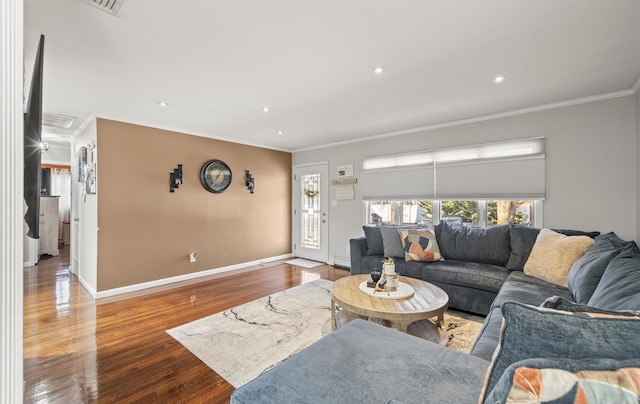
[24,0,640,152]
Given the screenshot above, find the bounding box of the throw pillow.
[436,222,511,266]
[523,229,594,287]
[381,226,422,259]
[362,226,384,256]
[567,233,632,304]
[506,225,600,271]
[484,357,640,404]
[479,301,640,403]
[588,242,640,311]
[505,224,540,271]
[540,295,640,317]
[398,229,441,262]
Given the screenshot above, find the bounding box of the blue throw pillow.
[362,226,384,256]
[588,242,640,311]
[479,301,640,403]
[540,295,640,316]
[380,226,426,258]
[567,233,630,304]
[505,224,540,271]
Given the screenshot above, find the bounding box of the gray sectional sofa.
[231,226,640,403]
[350,223,599,316]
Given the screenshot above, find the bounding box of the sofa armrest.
[350,237,367,275]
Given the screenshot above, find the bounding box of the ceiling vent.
[42,113,76,129]
[82,0,129,17]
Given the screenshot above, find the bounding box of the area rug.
[284,258,323,268]
[444,310,485,353]
[167,279,334,387]
[168,279,484,388]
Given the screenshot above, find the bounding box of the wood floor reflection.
[23,246,348,403]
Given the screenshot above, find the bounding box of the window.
[366,199,540,228]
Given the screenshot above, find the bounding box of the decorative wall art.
[245,170,255,193]
[77,146,87,182]
[78,144,97,195]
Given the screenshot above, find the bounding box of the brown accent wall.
[96,119,292,291]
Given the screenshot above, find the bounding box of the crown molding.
[72,113,291,153]
[294,89,636,153]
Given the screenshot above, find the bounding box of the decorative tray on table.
[358,281,415,300]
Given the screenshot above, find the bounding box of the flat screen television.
[24,35,45,239]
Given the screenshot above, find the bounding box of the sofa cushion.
[491,271,574,309]
[524,229,594,287]
[469,307,503,361]
[420,260,510,294]
[362,226,384,255]
[567,232,632,304]
[484,357,640,404]
[588,242,640,311]
[436,222,511,266]
[479,302,640,403]
[399,228,441,262]
[231,319,490,404]
[506,225,600,271]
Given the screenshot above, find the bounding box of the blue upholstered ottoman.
[231,319,489,404]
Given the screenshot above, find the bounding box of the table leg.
[394,320,410,333]
[331,298,336,331]
[435,311,445,330]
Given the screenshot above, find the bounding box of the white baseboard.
[333,255,351,268]
[77,274,97,299]
[94,253,292,300]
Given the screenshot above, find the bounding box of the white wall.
[41,141,71,165]
[293,96,638,266]
[71,119,98,297]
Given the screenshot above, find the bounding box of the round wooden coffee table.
[331,274,449,345]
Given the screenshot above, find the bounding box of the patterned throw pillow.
[479,302,640,403]
[524,229,595,287]
[483,358,640,403]
[398,229,441,262]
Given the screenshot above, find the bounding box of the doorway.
[293,163,328,263]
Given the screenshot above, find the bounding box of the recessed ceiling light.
[262,106,270,113]
[493,75,506,83]
[277,130,284,136]
[373,66,385,75]
[158,101,168,107]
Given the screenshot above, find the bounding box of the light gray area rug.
[167,279,334,387]
[168,279,485,388]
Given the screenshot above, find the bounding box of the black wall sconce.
[170,164,183,192]
[245,170,255,193]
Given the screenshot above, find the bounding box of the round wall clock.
[200,159,232,193]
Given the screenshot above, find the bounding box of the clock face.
[200,160,232,193]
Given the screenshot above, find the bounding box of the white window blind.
[361,138,545,200]
[361,166,435,200]
[435,155,545,199]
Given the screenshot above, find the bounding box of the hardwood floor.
[23,246,349,403]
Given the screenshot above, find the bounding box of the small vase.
[383,262,396,275]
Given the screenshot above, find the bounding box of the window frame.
[365,199,543,228]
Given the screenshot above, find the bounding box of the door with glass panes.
[293,163,328,263]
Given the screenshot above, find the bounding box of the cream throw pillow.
[524,229,595,287]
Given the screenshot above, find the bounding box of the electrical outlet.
[189,252,198,263]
